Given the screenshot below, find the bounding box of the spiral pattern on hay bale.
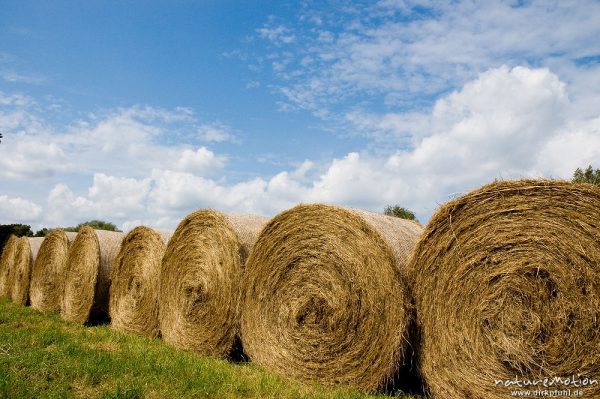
[61,227,124,324]
[30,230,77,312]
[10,237,44,305]
[241,204,423,390]
[407,180,600,399]
[159,210,267,356]
[0,235,20,298]
[109,226,171,337]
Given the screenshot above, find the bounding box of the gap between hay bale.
[159,210,267,357]
[61,227,124,324]
[109,226,172,337]
[10,237,44,306]
[30,230,77,312]
[407,180,600,399]
[240,204,423,390]
[0,235,20,298]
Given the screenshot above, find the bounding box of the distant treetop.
[383,205,417,221]
[64,220,122,232]
[572,165,600,186]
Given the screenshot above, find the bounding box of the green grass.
[0,299,421,399]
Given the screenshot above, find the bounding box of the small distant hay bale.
[30,230,77,312]
[407,180,600,399]
[10,237,44,305]
[61,227,125,324]
[0,235,20,298]
[109,227,172,337]
[241,204,423,390]
[159,210,267,356]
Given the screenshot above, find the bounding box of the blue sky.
[1,0,600,231]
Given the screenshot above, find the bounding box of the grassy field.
[0,299,422,399]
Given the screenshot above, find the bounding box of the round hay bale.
[240,204,423,390]
[159,210,267,356]
[407,180,600,399]
[30,230,77,312]
[61,227,125,324]
[10,237,44,305]
[109,227,172,337]
[0,235,20,298]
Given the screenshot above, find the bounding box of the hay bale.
[0,235,20,298]
[10,237,44,305]
[109,227,172,337]
[240,204,423,390]
[30,230,77,312]
[159,210,267,356]
[61,227,125,324]
[407,180,600,399]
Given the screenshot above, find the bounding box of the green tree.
[572,165,600,186]
[383,205,417,221]
[0,224,34,255]
[64,220,121,232]
[34,228,51,237]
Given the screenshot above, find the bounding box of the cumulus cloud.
[3,66,599,231]
[0,195,42,222]
[0,103,230,180]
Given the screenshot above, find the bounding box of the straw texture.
[241,204,423,390]
[407,180,600,399]
[0,235,19,298]
[159,210,267,356]
[10,237,44,305]
[30,230,77,312]
[109,227,172,337]
[61,227,124,324]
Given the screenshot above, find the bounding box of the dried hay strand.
[240,204,423,390]
[407,180,600,399]
[109,227,172,337]
[159,210,267,356]
[0,235,20,298]
[61,227,125,324]
[30,230,77,312]
[10,237,44,305]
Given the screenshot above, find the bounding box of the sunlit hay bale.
[10,237,44,305]
[159,210,267,357]
[30,230,77,312]
[407,180,600,399]
[109,226,172,337]
[61,226,124,324]
[0,235,20,298]
[241,204,423,390]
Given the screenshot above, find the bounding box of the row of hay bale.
[0,179,599,398]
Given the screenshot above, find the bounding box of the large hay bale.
[30,230,77,312]
[159,210,267,356]
[61,227,125,324]
[407,180,600,399]
[10,237,44,305]
[241,204,423,390]
[109,227,172,337]
[0,235,19,298]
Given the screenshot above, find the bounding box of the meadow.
[0,299,420,399]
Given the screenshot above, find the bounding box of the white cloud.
[174,147,226,175]
[45,173,152,228]
[0,103,232,180]
[0,133,68,179]
[257,25,296,45]
[197,123,238,143]
[254,0,600,112]
[2,65,599,231]
[0,195,42,223]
